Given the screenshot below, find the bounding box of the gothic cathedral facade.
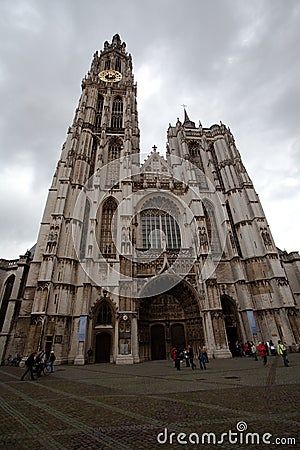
[1,34,299,364]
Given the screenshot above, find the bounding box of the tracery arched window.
[0,275,15,331]
[203,200,220,254]
[79,199,90,260]
[108,138,121,162]
[115,57,121,72]
[141,209,181,250]
[188,140,204,171]
[104,58,110,70]
[95,94,104,130]
[111,96,123,129]
[100,197,118,257]
[96,301,112,325]
[106,138,122,188]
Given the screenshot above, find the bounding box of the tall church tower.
[10,34,141,364]
[2,35,298,365]
[166,112,299,355]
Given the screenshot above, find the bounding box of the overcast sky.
[0,0,299,259]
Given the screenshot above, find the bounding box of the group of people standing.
[256,340,289,367]
[171,338,290,372]
[231,339,289,367]
[20,349,56,381]
[171,344,208,371]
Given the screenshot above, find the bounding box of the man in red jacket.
[257,342,267,366]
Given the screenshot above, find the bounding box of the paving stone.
[0,354,299,449]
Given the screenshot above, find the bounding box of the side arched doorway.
[95,332,111,363]
[92,299,114,363]
[0,275,15,332]
[221,295,241,356]
[138,280,204,361]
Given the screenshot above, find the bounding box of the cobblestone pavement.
[0,354,299,449]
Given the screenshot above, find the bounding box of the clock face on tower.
[98,69,122,83]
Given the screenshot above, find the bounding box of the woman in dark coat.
[20,351,36,381]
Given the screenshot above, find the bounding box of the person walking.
[87,347,93,363]
[171,347,177,367]
[20,351,36,381]
[35,350,46,377]
[198,346,207,370]
[175,348,181,371]
[251,342,258,361]
[48,351,56,373]
[277,340,289,367]
[202,345,209,363]
[188,345,196,370]
[269,340,276,356]
[183,348,190,367]
[257,342,267,366]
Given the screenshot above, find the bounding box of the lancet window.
[115,57,121,72]
[79,200,90,260]
[100,197,118,258]
[111,96,123,129]
[96,301,112,325]
[95,94,104,130]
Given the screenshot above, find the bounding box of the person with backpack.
[277,340,289,367]
[20,351,36,381]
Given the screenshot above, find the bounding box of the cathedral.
[0,34,299,365]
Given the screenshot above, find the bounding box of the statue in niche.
[199,227,208,249]
[261,228,272,248]
[119,315,131,355]
[229,230,236,250]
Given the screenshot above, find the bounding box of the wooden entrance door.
[95,332,111,363]
[171,323,185,349]
[151,324,166,360]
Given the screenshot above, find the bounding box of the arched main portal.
[138,280,204,361]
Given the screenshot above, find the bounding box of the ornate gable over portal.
[141,146,172,181]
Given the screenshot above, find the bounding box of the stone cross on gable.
[152,145,157,152]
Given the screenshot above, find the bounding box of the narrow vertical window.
[203,200,221,254]
[79,200,90,260]
[111,96,123,129]
[106,138,122,188]
[100,197,118,258]
[115,57,121,72]
[97,301,112,325]
[95,94,104,131]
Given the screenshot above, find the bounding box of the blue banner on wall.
[247,310,258,335]
[78,315,87,342]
